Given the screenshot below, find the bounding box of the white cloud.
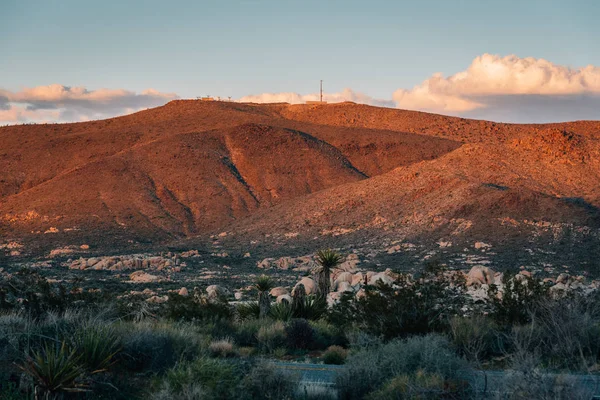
[238,88,395,108]
[0,84,178,124]
[392,54,600,114]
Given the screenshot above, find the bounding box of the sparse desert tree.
[255,275,274,319]
[292,283,306,316]
[314,250,343,297]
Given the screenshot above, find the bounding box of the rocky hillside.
[1,101,599,271]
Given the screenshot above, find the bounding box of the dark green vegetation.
[2,265,600,399]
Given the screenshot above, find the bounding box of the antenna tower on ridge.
[320,80,323,103]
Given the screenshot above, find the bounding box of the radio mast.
[320,80,323,103]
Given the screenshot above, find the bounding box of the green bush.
[322,345,347,365]
[337,334,469,399]
[329,273,466,339]
[73,322,121,373]
[488,272,550,326]
[18,341,85,398]
[257,321,286,353]
[119,326,177,373]
[285,319,315,350]
[237,302,261,321]
[310,320,347,349]
[366,369,466,400]
[270,301,294,321]
[234,319,264,347]
[163,293,232,322]
[158,357,242,399]
[240,362,299,400]
[449,315,500,363]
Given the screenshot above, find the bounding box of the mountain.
[1,100,599,268]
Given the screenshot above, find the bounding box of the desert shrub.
[322,345,347,365]
[159,357,242,399]
[345,329,383,349]
[488,272,550,326]
[240,362,299,400]
[337,334,469,399]
[151,382,206,400]
[527,294,600,371]
[119,326,178,373]
[366,369,466,400]
[310,319,347,349]
[0,382,23,400]
[209,337,236,358]
[294,295,327,321]
[237,302,261,321]
[269,301,294,321]
[238,346,256,358]
[257,321,286,353]
[285,319,315,350]
[72,322,121,373]
[499,370,594,400]
[450,315,500,363]
[329,273,466,339]
[296,381,338,400]
[18,341,85,398]
[0,269,109,317]
[163,293,232,322]
[234,319,264,347]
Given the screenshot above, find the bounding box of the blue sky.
[1,0,599,123]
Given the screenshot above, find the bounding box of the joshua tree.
[292,283,306,316]
[315,249,343,298]
[255,275,274,319]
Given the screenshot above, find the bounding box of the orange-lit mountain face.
[1,101,599,268]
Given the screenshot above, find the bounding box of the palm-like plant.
[255,275,274,319]
[73,324,121,374]
[315,250,343,297]
[19,341,87,399]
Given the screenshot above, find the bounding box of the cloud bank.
[392,54,600,119]
[0,84,178,124]
[238,88,395,108]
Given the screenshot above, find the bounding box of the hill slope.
[1,101,598,265]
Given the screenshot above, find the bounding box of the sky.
[1,0,599,124]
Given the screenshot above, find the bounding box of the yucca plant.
[73,324,121,374]
[255,276,274,319]
[298,295,327,321]
[19,341,86,399]
[315,250,343,297]
[269,301,294,322]
[236,301,261,321]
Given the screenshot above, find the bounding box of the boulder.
[257,258,274,269]
[368,273,394,286]
[206,285,230,299]
[327,292,341,307]
[269,287,289,297]
[129,271,160,283]
[293,277,317,295]
[275,257,292,270]
[277,294,293,304]
[337,281,352,293]
[351,272,365,286]
[466,266,494,286]
[333,272,353,290]
[556,273,569,284]
[234,292,243,300]
[178,287,189,296]
[146,295,168,304]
